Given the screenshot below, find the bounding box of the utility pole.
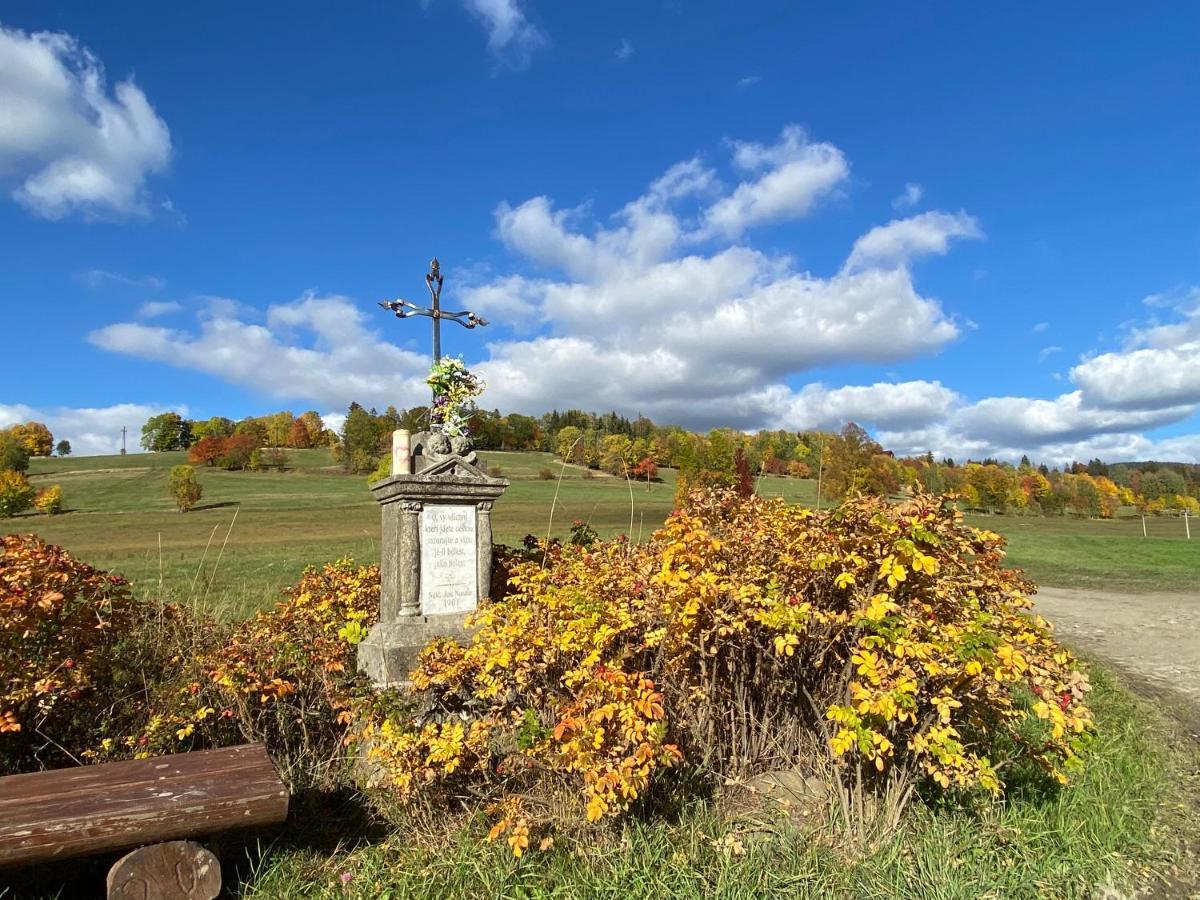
[120,426,127,456]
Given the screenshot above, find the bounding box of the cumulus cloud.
[0,401,182,456]
[843,211,982,273]
[1072,342,1200,411]
[697,126,849,240]
[880,419,1200,468]
[461,0,547,68]
[952,392,1193,447]
[774,381,961,432]
[0,25,171,219]
[90,293,432,411]
[1070,286,1200,411]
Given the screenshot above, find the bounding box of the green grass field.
[8,450,1196,618]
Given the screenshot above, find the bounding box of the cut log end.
[107,840,221,900]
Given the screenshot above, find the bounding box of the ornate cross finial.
[378,258,489,364]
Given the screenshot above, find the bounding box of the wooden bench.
[0,743,288,898]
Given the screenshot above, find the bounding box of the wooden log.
[107,841,221,900]
[0,744,288,868]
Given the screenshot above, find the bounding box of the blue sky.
[2,2,1199,461]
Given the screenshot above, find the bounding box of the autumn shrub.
[34,485,63,515]
[188,435,225,466]
[367,455,392,484]
[1,535,381,784]
[538,467,554,480]
[0,471,36,518]
[120,558,380,788]
[359,489,1094,849]
[0,535,145,770]
[168,464,203,512]
[219,433,259,470]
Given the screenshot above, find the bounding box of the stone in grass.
[722,768,832,831]
[106,840,220,900]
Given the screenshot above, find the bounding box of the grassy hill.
[7,449,1196,618]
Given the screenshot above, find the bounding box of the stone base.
[356,615,473,688]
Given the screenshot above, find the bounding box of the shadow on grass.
[0,789,387,900]
[219,788,390,894]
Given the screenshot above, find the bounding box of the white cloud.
[698,125,849,240]
[1032,321,1050,333]
[843,211,982,273]
[775,381,960,432]
[1072,341,1200,410]
[90,293,432,412]
[891,182,922,210]
[495,194,683,280]
[615,38,633,61]
[1037,345,1062,362]
[322,411,347,436]
[0,402,182,456]
[0,25,171,219]
[1069,288,1200,410]
[138,300,182,318]
[952,392,1193,447]
[736,75,761,89]
[461,0,547,68]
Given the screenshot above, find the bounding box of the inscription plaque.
[419,504,478,615]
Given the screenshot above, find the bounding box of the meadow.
[10,449,1197,619]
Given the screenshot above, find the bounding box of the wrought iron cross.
[378,258,489,364]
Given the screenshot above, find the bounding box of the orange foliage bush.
[2,535,379,785]
[1,535,140,769]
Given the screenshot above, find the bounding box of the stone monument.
[357,260,504,688]
[356,431,508,687]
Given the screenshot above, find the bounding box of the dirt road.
[1033,587,1200,738]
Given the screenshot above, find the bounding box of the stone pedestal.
[357,450,507,688]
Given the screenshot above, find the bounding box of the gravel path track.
[1034,587,1200,739]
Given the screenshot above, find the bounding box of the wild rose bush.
[1,537,379,785]
[361,490,1094,846]
[1,535,142,770]
[119,558,380,787]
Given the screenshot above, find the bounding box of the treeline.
[138,410,334,471]
[141,411,334,454]
[133,406,1200,518]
